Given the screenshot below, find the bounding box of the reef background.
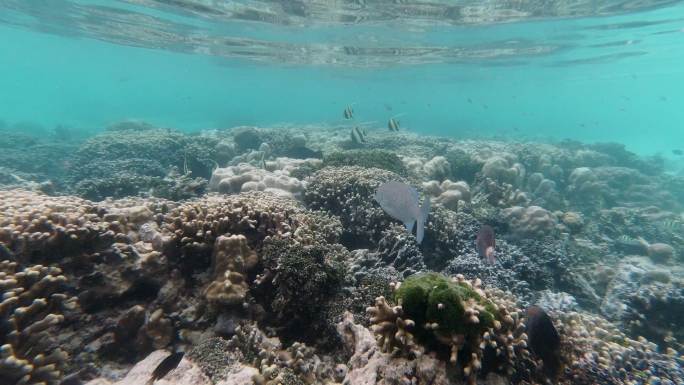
[2,1,684,385]
[1,1,684,155]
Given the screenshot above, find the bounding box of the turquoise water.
[1,1,683,154]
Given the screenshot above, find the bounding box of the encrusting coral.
[0,261,76,385]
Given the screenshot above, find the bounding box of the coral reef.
[303,166,402,247]
[258,237,348,346]
[367,273,529,383]
[423,179,471,211]
[210,163,306,199]
[0,261,76,385]
[323,149,407,176]
[65,126,218,200]
[3,123,684,385]
[501,206,557,239]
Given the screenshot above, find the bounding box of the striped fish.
[344,105,354,119]
[350,126,366,144]
[388,117,400,132]
[659,219,681,231]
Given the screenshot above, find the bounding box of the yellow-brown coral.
[0,260,76,385]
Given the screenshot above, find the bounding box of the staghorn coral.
[0,261,76,385]
[367,273,530,383]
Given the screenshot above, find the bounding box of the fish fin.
[421,195,431,222]
[416,196,430,244]
[486,247,496,264]
[416,219,425,244]
[405,221,415,233]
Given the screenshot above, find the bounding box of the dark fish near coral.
[525,306,561,381]
[350,126,366,144]
[146,352,184,385]
[672,149,683,156]
[388,117,400,132]
[343,105,354,119]
[475,225,496,264]
[374,181,430,243]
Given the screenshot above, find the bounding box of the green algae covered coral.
[323,149,407,176]
[368,272,529,383]
[396,272,498,341]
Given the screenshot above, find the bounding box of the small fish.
[467,98,473,104]
[147,352,184,385]
[374,181,431,243]
[475,225,496,264]
[388,118,400,132]
[343,105,354,119]
[672,149,683,156]
[525,306,561,381]
[350,126,366,144]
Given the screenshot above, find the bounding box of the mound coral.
[209,163,306,199]
[501,206,557,239]
[423,179,471,211]
[204,235,258,307]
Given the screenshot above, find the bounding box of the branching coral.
[367,273,529,383]
[0,261,76,385]
[303,166,403,247]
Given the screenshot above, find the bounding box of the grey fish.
[146,352,184,385]
[476,225,496,264]
[374,181,430,243]
[344,105,354,119]
[388,118,400,132]
[350,126,366,144]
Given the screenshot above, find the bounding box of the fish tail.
[416,219,425,244]
[416,196,430,244]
